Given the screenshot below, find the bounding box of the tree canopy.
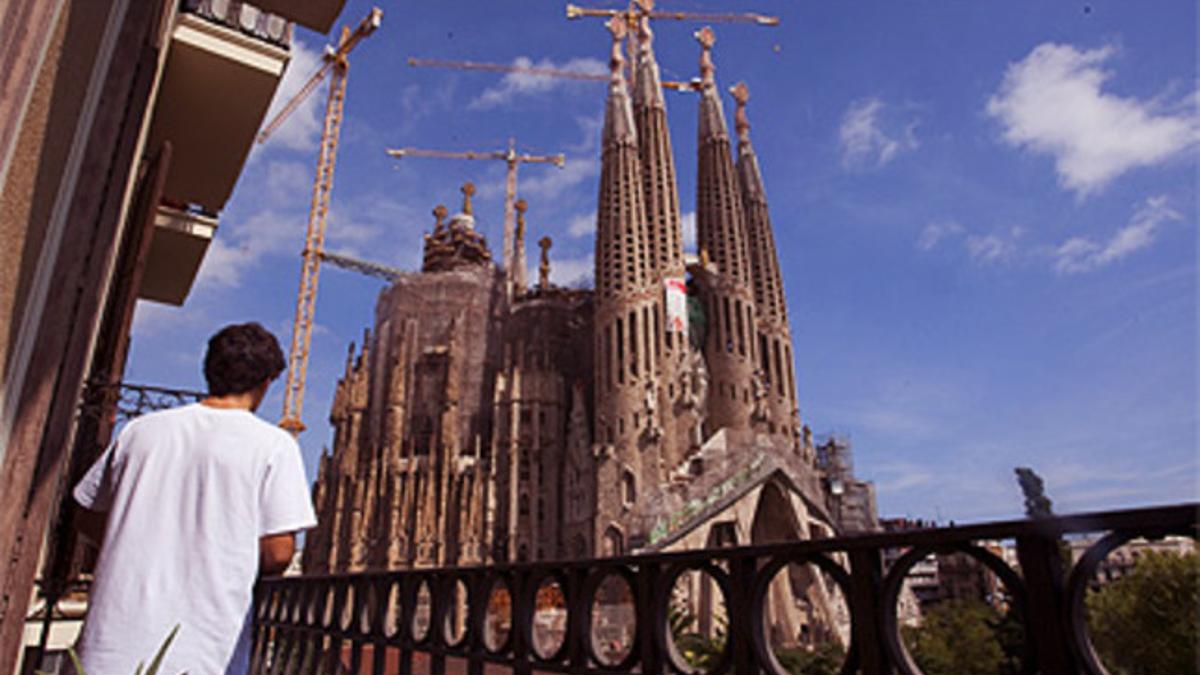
[1086,550,1199,675]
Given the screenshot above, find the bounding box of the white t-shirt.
[73,403,317,675]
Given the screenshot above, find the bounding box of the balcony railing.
[181,0,292,49]
[252,503,1196,674]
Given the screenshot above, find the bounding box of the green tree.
[901,599,1016,675]
[1086,550,1199,675]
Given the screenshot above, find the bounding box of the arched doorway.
[751,481,835,650]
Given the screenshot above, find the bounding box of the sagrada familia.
[301,17,877,630]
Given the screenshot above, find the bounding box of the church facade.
[301,17,876,646]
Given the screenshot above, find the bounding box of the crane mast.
[266,7,382,435]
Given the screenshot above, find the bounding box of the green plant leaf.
[68,647,86,675]
[141,624,180,675]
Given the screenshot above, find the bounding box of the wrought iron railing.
[181,0,293,49]
[77,380,206,426]
[252,503,1196,675]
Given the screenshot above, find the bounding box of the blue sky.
[127,0,1198,523]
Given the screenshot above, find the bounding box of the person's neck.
[202,391,258,411]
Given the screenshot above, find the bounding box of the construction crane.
[386,139,564,297]
[406,55,699,91]
[256,6,382,435]
[566,0,778,81]
[566,0,779,27]
[318,250,404,283]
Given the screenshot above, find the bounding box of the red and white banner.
[664,277,688,339]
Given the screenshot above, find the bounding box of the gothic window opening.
[629,310,639,378]
[773,339,785,397]
[616,317,626,385]
[603,526,624,556]
[622,470,636,506]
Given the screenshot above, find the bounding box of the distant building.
[302,19,876,652]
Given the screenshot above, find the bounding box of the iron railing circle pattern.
[655,560,734,675]
[481,572,515,654]
[409,575,434,644]
[437,573,471,649]
[524,568,571,663]
[751,552,858,675]
[1065,524,1198,675]
[880,541,1033,675]
[250,504,1197,674]
[580,564,641,671]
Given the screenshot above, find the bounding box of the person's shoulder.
[118,403,197,435]
[240,413,300,452]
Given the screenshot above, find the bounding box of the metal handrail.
[252,503,1197,675]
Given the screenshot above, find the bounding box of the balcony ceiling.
[147,13,288,213]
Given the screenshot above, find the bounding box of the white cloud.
[550,253,594,287]
[517,156,599,202]
[259,40,325,152]
[264,160,310,202]
[528,251,593,288]
[1053,195,1179,274]
[680,211,697,251]
[394,80,458,136]
[916,221,964,251]
[567,212,596,238]
[196,209,299,288]
[469,57,606,110]
[838,97,919,169]
[986,43,1199,197]
[965,229,1020,264]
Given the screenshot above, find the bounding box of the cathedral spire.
[601,18,635,145]
[731,82,784,322]
[632,5,685,285]
[694,26,757,433]
[595,15,649,298]
[593,14,663,527]
[732,81,798,439]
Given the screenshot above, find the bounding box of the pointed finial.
[433,204,447,228]
[636,0,654,49]
[607,17,627,81]
[731,81,750,142]
[538,236,552,290]
[345,342,356,372]
[696,26,716,85]
[699,247,711,267]
[461,182,475,215]
[514,198,527,238]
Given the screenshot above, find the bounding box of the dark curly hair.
[203,322,286,396]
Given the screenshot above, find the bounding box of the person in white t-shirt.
[73,322,317,674]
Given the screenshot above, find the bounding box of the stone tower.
[592,18,663,553]
[693,28,758,433]
[732,82,799,441]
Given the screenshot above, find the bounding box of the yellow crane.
[385,140,564,297]
[256,6,382,435]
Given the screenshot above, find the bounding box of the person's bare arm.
[75,507,107,547]
[259,532,296,576]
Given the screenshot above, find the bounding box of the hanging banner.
[664,277,689,340]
